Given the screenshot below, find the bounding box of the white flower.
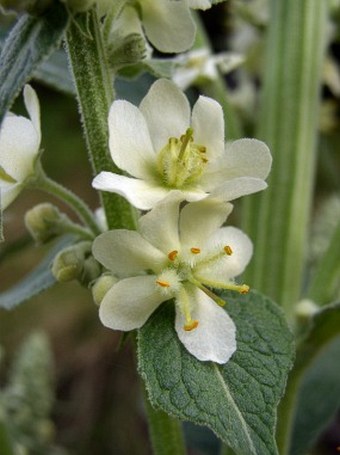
[0,85,41,210]
[93,79,272,210]
[173,47,244,91]
[92,195,253,363]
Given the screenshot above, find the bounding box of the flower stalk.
[65,7,137,230]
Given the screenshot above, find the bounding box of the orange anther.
[190,247,201,254]
[184,320,199,331]
[156,279,170,288]
[224,245,233,255]
[168,250,178,261]
[240,285,250,294]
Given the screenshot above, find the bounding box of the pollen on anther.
[156,279,170,288]
[190,247,201,254]
[240,284,250,294]
[224,245,233,255]
[168,250,178,261]
[184,320,199,331]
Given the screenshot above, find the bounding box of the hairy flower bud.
[91,274,118,306]
[52,241,101,286]
[25,203,65,244]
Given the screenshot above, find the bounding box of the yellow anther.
[224,245,233,256]
[190,247,201,254]
[184,320,199,331]
[202,157,209,163]
[168,250,178,261]
[156,279,170,288]
[240,284,250,294]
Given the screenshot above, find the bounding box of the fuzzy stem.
[65,8,137,230]
[144,398,187,455]
[29,166,100,235]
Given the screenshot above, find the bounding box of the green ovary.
[156,128,208,188]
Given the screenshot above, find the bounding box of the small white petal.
[204,139,272,187]
[108,100,156,179]
[139,192,182,254]
[140,79,191,153]
[0,116,40,182]
[92,172,169,210]
[141,0,196,53]
[191,96,225,159]
[188,0,212,10]
[175,286,236,363]
[208,177,268,201]
[179,199,233,248]
[99,276,165,331]
[23,85,41,141]
[93,230,167,276]
[197,226,253,281]
[0,184,22,210]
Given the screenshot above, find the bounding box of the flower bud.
[25,203,65,244]
[91,273,118,306]
[108,33,147,68]
[52,241,101,286]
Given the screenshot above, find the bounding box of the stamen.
[190,247,201,254]
[189,278,226,306]
[156,279,170,288]
[178,128,194,160]
[168,250,178,261]
[224,245,233,255]
[184,320,199,331]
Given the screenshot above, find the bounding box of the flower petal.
[207,177,268,201]
[108,100,156,179]
[0,115,40,182]
[191,95,225,159]
[0,184,21,210]
[139,192,182,254]
[175,286,236,363]
[196,226,253,281]
[93,230,167,276]
[92,172,170,210]
[140,79,190,152]
[99,275,165,331]
[188,0,212,10]
[23,85,41,141]
[179,199,233,249]
[203,138,272,188]
[141,0,196,53]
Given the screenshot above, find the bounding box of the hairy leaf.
[278,302,340,455]
[0,236,74,310]
[0,2,69,125]
[138,291,294,455]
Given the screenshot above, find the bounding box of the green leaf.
[33,49,75,96]
[0,2,69,125]
[277,302,340,455]
[138,291,294,455]
[0,236,74,310]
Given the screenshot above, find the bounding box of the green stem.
[307,220,340,304]
[29,167,100,235]
[144,396,187,455]
[65,8,137,230]
[242,0,329,318]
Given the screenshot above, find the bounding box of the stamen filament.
[189,278,226,307]
[194,275,250,294]
[178,128,194,161]
[178,287,199,331]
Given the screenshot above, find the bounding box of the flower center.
[155,245,249,332]
[156,128,208,188]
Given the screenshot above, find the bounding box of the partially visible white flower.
[93,79,272,210]
[173,47,244,91]
[93,195,252,364]
[0,85,41,210]
[94,207,109,232]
